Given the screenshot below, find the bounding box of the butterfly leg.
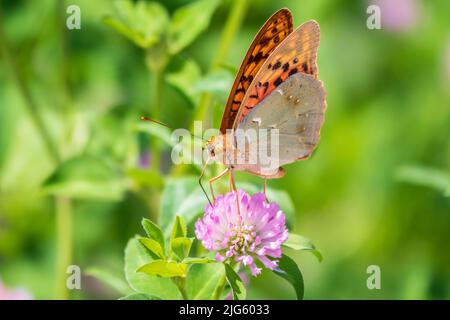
[263,177,269,202]
[229,169,242,224]
[209,167,229,202]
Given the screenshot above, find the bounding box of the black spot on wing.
[288,68,298,76]
[272,61,282,70]
[302,62,309,73]
[252,51,264,64]
[259,37,269,46]
[274,77,283,87]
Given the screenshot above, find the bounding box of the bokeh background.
[1,0,449,300]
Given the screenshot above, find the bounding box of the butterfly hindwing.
[237,73,326,170]
[234,20,321,128]
[220,8,293,133]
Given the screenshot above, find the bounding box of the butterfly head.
[205,135,226,163]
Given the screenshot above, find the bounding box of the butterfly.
[200,8,327,203]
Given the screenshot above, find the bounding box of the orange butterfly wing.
[233,20,321,128]
[219,8,293,133]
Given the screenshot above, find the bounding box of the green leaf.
[137,260,188,277]
[166,57,202,106]
[182,257,216,264]
[160,177,207,235]
[273,254,304,300]
[224,263,246,300]
[42,155,126,201]
[103,0,169,49]
[187,263,225,299]
[396,165,450,197]
[168,0,221,54]
[124,237,181,299]
[119,293,161,300]
[139,237,165,259]
[86,267,131,295]
[283,233,323,262]
[134,121,174,149]
[141,218,166,254]
[192,69,233,104]
[171,216,187,239]
[169,217,190,260]
[170,237,193,260]
[127,168,164,188]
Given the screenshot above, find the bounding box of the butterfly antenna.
[140,116,172,129]
[140,116,205,141]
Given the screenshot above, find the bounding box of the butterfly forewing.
[233,20,321,128]
[219,8,293,133]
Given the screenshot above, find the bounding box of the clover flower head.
[195,189,288,276]
[372,0,418,32]
[0,279,32,300]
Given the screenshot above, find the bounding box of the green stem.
[212,273,227,300]
[55,1,74,300]
[57,0,75,140]
[190,0,249,128]
[170,0,249,178]
[173,277,189,300]
[145,42,168,175]
[0,9,60,164]
[57,0,72,111]
[213,262,240,300]
[55,197,73,299]
[150,68,164,174]
[211,0,249,70]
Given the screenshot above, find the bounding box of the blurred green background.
[1,0,449,300]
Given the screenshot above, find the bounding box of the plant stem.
[212,273,227,300]
[55,197,73,299]
[150,68,164,174]
[173,277,189,300]
[55,1,75,300]
[0,6,73,300]
[57,0,75,138]
[211,0,249,70]
[0,9,60,164]
[190,0,249,128]
[145,42,169,175]
[170,0,249,177]
[57,0,72,111]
